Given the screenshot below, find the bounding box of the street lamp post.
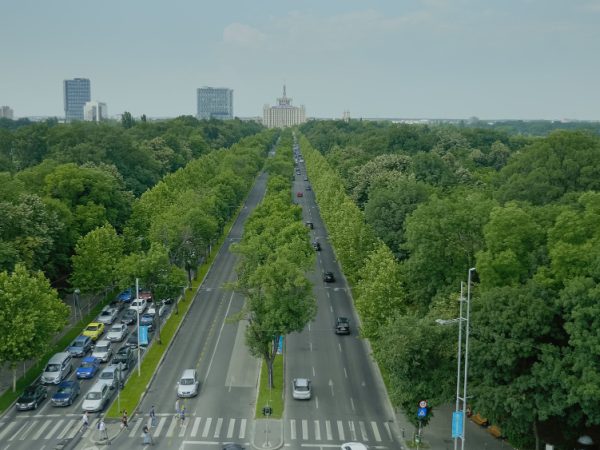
[74,288,81,322]
[136,278,141,377]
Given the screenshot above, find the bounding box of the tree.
[71,224,124,294]
[0,264,69,391]
[121,111,135,129]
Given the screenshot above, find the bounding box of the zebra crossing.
[0,415,393,444]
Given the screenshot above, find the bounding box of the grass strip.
[254,354,284,419]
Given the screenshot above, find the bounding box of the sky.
[1,0,599,120]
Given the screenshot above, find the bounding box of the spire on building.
[283,84,287,98]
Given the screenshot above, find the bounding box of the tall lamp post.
[73,288,81,322]
[436,267,476,450]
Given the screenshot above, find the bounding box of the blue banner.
[452,411,464,438]
[276,336,283,354]
[139,325,149,346]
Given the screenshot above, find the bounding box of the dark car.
[51,380,81,407]
[323,271,335,283]
[296,192,303,197]
[312,241,321,251]
[116,288,134,303]
[335,317,351,335]
[306,185,311,191]
[304,177,308,181]
[223,445,245,450]
[126,330,152,349]
[121,309,137,325]
[16,383,47,411]
[305,221,314,229]
[112,345,135,371]
[68,335,93,357]
[140,313,155,332]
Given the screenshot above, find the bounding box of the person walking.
[97,418,109,442]
[179,405,186,427]
[142,425,154,445]
[81,411,89,432]
[174,398,180,418]
[121,410,129,429]
[149,405,157,428]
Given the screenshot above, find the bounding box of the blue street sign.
[139,325,149,346]
[417,407,428,419]
[452,411,464,438]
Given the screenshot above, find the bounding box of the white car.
[177,369,199,398]
[96,307,118,325]
[106,323,128,342]
[129,299,147,313]
[147,300,168,317]
[341,444,368,450]
[91,340,113,363]
[292,378,311,400]
[82,381,111,412]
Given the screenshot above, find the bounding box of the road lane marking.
[315,396,319,409]
[0,422,17,441]
[227,418,235,438]
[202,417,212,437]
[166,417,178,437]
[371,422,382,441]
[349,421,357,441]
[384,422,393,440]
[302,420,308,440]
[56,419,76,439]
[314,420,321,440]
[9,421,28,441]
[290,419,296,440]
[45,419,63,439]
[308,323,311,332]
[359,421,368,441]
[191,417,201,437]
[330,306,333,312]
[325,420,332,440]
[312,367,315,376]
[338,343,342,352]
[32,419,52,440]
[239,418,247,439]
[350,397,355,411]
[337,421,344,441]
[19,421,38,440]
[154,417,167,436]
[309,342,313,351]
[129,418,143,437]
[344,368,348,378]
[213,417,223,438]
[205,292,236,381]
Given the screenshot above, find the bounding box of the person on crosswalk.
[97,418,109,442]
[142,425,154,445]
[149,405,157,428]
[121,410,129,429]
[175,398,180,418]
[81,411,89,432]
[179,406,186,427]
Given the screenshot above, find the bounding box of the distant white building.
[0,106,14,119]
[84,101,108,122]
[263,85,306,128]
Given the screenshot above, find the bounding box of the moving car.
[177,369,199,398]
[107,323,128,342]
[292,378,312,400]
[15,383,47,411]
[112,345,135,370]
[323,271,335,283]
[126,330,152,348]
[91,339,113,362]
[223,445,245,450]
[312,241,321,251]
[296,192,303,197]
[116,288,134,303]
[305,221,314,229]
[341,444,368,450]
[129,298,147,313]
[83,322,105,341]
[140,313,155,332]
[147,300,168,317]
[76,356,101,379]
[82,381,111,412]
[121,309,137,325]
[98,365,123,390]
[41,352,73,385]
[306,185,311,191]
[335,317,351,335]
[97,306,118,325]
[51,380,80,407]
[137,289,153,301]
[68,335,93,357]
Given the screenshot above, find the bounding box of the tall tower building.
[197,87,234,120]
[0,106,14,119]
[64,78,91,122]
[262,85,306,128]
[84,101,108,122]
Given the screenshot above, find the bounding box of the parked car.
[121,309,137,325]
[296,192,303,197]
[15,383,47,411]
[140,313,155,331]
[76,356,101,379]
[177,369,199,398]
[292,378,312,400]
[82,322,105,341]
[129,298,147,314]
[91,339,113,362]
[82,381,111,412]
[323,271,335,283]
[116,288,134,303]
[335,317,351,335]
[97,307,118,325]
[147,300,168,317]
[126,331,152,348]
[106,323,128,342]
[98,365,123,390]
[312,241,321,251]
[111,345,135,370]
[68,335,93,357]
[137,289,153,301]
[51,380,81,407]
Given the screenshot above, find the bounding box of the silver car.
[97,307,118,325]
[91,339,113,363]
[292,378,311,400]
[82,381,111,412]
[106,323,128,342]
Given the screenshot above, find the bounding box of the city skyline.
[1,0,599,120]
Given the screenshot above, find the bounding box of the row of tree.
[233,131,316,388]
[299,121,600,449]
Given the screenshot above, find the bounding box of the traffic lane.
[229,173,268,239]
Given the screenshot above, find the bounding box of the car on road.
[106,323,128,342]
[335,317,351,335]
[138,289,153,301]
[116,288,134,303]
[68,335,93,357]
[129,298,147,313]
[41,352,73,385]
[121,308,137,325]
[304,177,308,181]
[341,444,368,450]
[97,306,118,325]
[292,378,312,400]
[312,241,321,251]
[92,339,113,362]
[51,380,81,407]
[126,330,152,348]
[140,313,155,331]
[323,271,335,283]
[83,322,105,341]
[177,369,199,398]
[82,381,111,412]
[98,365,123,390]
[76,356,101,379]
[223,445,245,450]
[306,185,311,191]
[111,345,135,370]
[296,191,303,197]
[305,221,314,229]
[148,300,168,317]
[15,382,47,411]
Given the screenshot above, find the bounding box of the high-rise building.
[64,78,91,122]
[197,87,233,120]
[84,101,108,122]
[0,106,14,119]
[263,85,306,128]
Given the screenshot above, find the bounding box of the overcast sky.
[1,0,599,120]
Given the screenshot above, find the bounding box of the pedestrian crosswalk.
[0,415,393,444]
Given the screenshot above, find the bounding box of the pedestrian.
[97,418,109,441]
[149,405,157,428]
[81,411,89,432]
[142,425,154,445]
[174,398,180,418]
[179,406,186,427]
[121,410,129,429]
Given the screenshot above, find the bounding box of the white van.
[41,352,72,385]
[177,369,199,398]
